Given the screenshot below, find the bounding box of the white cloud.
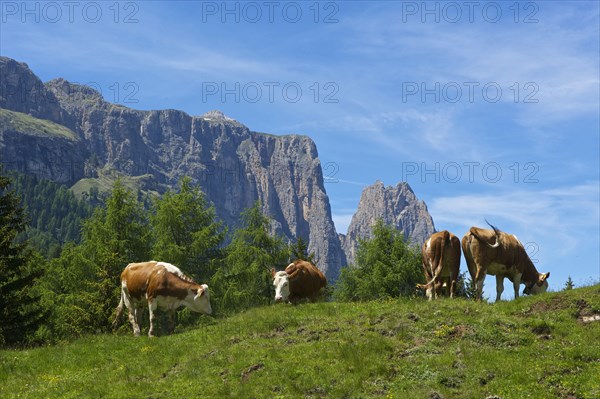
[429,181,600,255]
[339,2,599,127]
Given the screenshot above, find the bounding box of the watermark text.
[1,1,140,23]
[400,161,540,184]
[200,1,339,23]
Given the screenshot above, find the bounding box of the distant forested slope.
[7,172,93,257]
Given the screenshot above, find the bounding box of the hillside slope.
[1,286,598,399]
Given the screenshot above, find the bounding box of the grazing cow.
[417,230,461,300]
[271,260,327,304]
[462,222,550,302]
[113,261,212,337]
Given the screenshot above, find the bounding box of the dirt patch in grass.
[439,375,464,388]
[478,372,495,386]
[521,295,600,324]
[525,295,571,315]
[407,312,420,322]
[574,299,600,323]
[161,363,182,379]
[255,325,288,339]
[531,322,552,335]
[304,385,328,398]
[429,391,445,399]
[451,324,472,338]
[241,363,264,381]
[295,327,331,342]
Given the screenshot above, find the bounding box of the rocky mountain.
[340,181,436,265]
[0,56,437,279]
[0,57,344,279]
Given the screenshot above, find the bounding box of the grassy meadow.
[0,109,78,141]
[1,285,599,399]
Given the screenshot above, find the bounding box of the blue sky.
[1,0,599,296]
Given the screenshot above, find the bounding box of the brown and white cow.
[417,230,461,300]
[271,259,327,304]
[113,261,212,337]
[462,222,550,302]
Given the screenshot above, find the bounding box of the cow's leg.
[449,278,456,299]
[495,275,504,302]
[512,273,522,299]
[435,281,444,299]
[127,311,140,336]
[130,308,142,337]
[167,310,176,334]
[148,301,158,337]
[135,303,146,333]
[442,278,451,297]
[425,286,433,301]
[124,296,142,337]
[134,305,145,336]
[474,269,486,301]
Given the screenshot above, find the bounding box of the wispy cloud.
[429,181,600,255]
[324,177,368,187]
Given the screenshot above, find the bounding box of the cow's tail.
[469,220,501,248]
[112,287,125,331]
[422,230,449,289]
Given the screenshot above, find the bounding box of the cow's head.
[272,269,291,303]
[189,284,212,315]
[524,272,550,295]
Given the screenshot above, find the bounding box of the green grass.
[70,170,160,199]
[0,109,78,141]
[1,286,599,399]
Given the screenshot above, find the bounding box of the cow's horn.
[288,269,300,281]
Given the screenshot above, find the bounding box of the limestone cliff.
[340,181,436,265]
[0,57,345,279]
[1,57,437,279]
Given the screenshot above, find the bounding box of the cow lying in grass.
[271,260,327,304]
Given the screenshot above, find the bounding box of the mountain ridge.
[341,180,436,265]
[0,56,436,278]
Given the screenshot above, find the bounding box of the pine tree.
[462,274,480,299]
[83,178,151,276]
[0,170,46,346]
[210,202,288,314]
[77,178,151,331]
[564,276,575,290]
[289,236,316,265]
[334,220,422,301]
[39,243,99,340]
[151,177,225,280]
[8,171,93,256]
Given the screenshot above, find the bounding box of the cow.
[462,222,550,302]
[113,261,212,337]
[271,259,327,304]
[417,230,461,300]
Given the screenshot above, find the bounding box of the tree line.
[8,172,94,257]
[1,168,428,347]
